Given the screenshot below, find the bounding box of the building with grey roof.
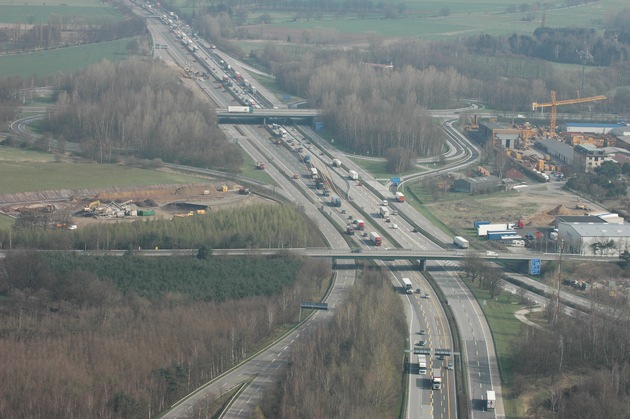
[558,222,630,256]
[452,176,502,194]
[535,138,574,165]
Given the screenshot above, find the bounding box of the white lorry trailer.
[453,236,470,248]
[417,354,427,374]
[432,368,442,390]
[486,390,496,411]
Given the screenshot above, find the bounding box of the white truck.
[453,236,470,249]
[369,232,382,246]
[485,390,496,411]
[477,223,515,237]
[332,158,341,167]
[379,206,390,218]
[432,368,442,390]
[402,277,413,294]
[348,170,359,180]
[417,354,427,374]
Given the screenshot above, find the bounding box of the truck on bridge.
[348,170,359,180]
[379,206,390,218]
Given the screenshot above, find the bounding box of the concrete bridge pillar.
[418,259,426,271]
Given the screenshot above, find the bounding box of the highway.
[13,5,599,418]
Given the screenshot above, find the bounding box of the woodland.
[0,250,331,418]
[3,204,323,250]
[259,266,406,419]
[45,59,241,169]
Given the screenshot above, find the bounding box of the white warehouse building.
[558,222,630,256]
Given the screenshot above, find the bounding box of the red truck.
[369,232,382,246]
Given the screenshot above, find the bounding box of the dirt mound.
[547,205,578,216]
[525,204,584,226]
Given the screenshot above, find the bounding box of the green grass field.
[0,146,57,163]
[239,0,628,40]
[0,38,136,78]
[0,160,202,194]
[0,0,121,24]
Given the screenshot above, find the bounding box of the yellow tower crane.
[532,91,606,138]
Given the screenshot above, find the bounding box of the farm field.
[236,0,627,42]
[0,38,136,78]
[0,0,121,24]
[0,159,201,194]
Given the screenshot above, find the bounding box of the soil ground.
[0,181,271,229]
[426,181,604,233]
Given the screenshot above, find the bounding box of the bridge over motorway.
[216,108,321,123]
[32,248,615,265]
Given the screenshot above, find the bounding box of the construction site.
[0,182,264,230]
[460,90,623,183]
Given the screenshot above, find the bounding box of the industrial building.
[452,176,502,194]
[535,138,575,165]
[573,143,607,172]
[562,122,627,135]
[558,222,630,256]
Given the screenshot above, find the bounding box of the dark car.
[351,248,362,254]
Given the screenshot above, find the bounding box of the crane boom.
[531,91,606,138]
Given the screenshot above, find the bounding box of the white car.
[486,250,499,257]
[392,224,398,229]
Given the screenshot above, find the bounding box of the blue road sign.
[530,258,541,275]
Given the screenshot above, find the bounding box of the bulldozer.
[576,199,589,211]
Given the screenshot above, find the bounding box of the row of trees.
[259,266,406,418]
[4,204,324,250]
[46,59,241,169]
[0,251,331,418]
[466,26,630,67]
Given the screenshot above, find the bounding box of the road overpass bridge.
[36,248,616,267]
[216,108,321,124]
